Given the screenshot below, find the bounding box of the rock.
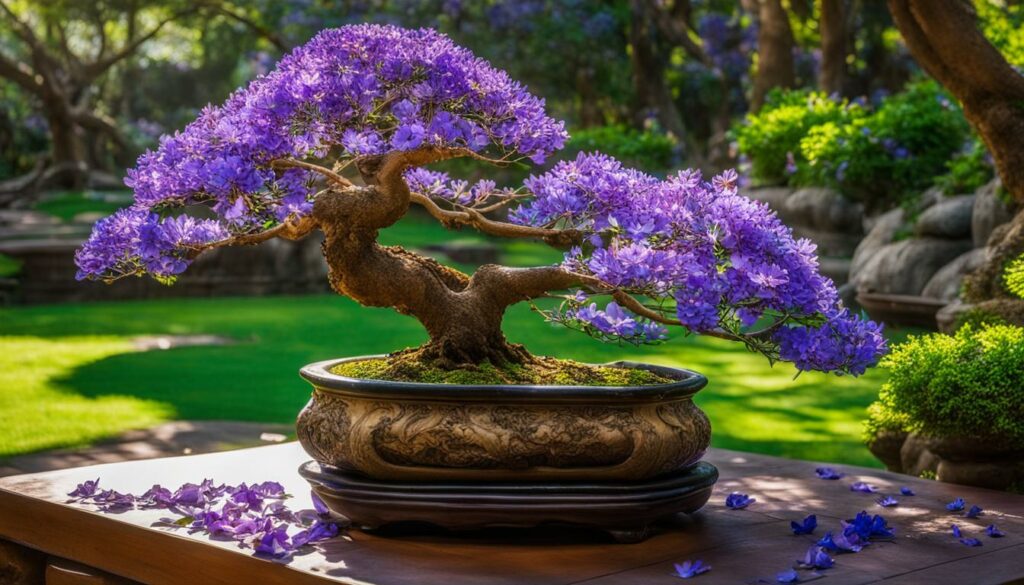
[921,248,987,301]
[936,300,973,334]
[854,238,974,296]
[914,185,947,213]
[742,187,794,217]
[850,208,905,280]
[900,433,941,478]
[867,430,908,472]
[784,187,864,234]
[937,459,1024,491]
[837,282,860,312]
[972,178,1015,247]
[914,194,975,239]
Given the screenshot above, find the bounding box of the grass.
[0,212,896,466]
[0,293,898,466]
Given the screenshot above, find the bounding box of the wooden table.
[2,443,1023,584]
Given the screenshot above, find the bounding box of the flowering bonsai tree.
[76,25,885,375]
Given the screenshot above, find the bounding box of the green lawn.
[0,213,897,466]
[0,293,897,466]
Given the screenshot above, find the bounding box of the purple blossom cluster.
[77,24,566,282]
[67,478,341,559]
[510,152,886,375]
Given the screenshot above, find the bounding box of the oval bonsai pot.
[296,356,712,482]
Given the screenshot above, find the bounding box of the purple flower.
[68,479,101,499]
[946,498,966,512]
[791,514,817,535]
[68,478,342,558]
[877,496,898,508]
[952,524,981,546]
[960,538,983,547]
[391,123,426,150]
[672,559,711,579]
[815,467,844,480]
[899,487,915,496]
[255,526,293,558]
[850,482,877,494]
[964,505,983,519]
[725,492,756,509]
[845,511,894,540]
[777,568,799,583]
[817,530,863,553]
[312,491,330,516]
[986,524,1005,538]
[798,546,834,569]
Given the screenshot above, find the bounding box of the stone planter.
[296,356,712,482]
[295,356,718,539]
[868,430,1024,491]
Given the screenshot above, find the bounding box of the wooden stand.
[299,461,718,543]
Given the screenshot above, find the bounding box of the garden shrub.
[563,125,679,173]
[934,137,996,196]
[734,81,972,211]
[865,324,1024,445]
[1005,253,1024,299]
[732,89,863,187]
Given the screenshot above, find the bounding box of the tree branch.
[0,51,43,96]
[410,192,581,246]
[271,158,354,188]
[83,9,195,80]
[202,2,290,52]
[189,214,316,257]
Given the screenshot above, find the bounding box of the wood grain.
[1,443,1022,584]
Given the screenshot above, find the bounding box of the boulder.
[899,433,941,478]
[854,238,974,296]
[936,299,973,334]
[914,194,975,239]
[921,248,987,301]
[849,208,905,281]
[742,187,794,217]
[784,187,864,234]
[972,178,1015,247]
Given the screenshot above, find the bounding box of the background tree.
[886,0,1024,302]
[751,0,796,109]
[0,0,288,204]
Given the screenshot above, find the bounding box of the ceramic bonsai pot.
[295,356,718,540]
[296,356,713,482]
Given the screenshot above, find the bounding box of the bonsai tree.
[76,25,885,376]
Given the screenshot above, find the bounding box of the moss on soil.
[330,356,675,386]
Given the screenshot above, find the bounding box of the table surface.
[2,442,1024,585]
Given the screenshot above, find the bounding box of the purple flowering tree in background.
[76,24,885,374]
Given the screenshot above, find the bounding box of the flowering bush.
[77,24,885,376]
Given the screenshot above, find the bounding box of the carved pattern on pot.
[297,389,712,482]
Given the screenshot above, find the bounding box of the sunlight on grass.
[0,336,173,457]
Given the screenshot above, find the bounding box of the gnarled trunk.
[311,150,580,368]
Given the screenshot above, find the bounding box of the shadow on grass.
[6,295,896,466]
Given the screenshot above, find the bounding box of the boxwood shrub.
[865,324,1024,445]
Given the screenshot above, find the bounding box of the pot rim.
[299,355,707,404]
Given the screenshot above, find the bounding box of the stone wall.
[0,235,331,304]
[849,179,1016,312]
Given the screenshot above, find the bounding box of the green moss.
[330,356,675,386]
[864,324,1024,445]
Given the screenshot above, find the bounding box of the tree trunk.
[628,0,688,141]
[751,0,797,110]
[888,0,1024,299]
[819,0,847,95]
[311,150,579,368]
